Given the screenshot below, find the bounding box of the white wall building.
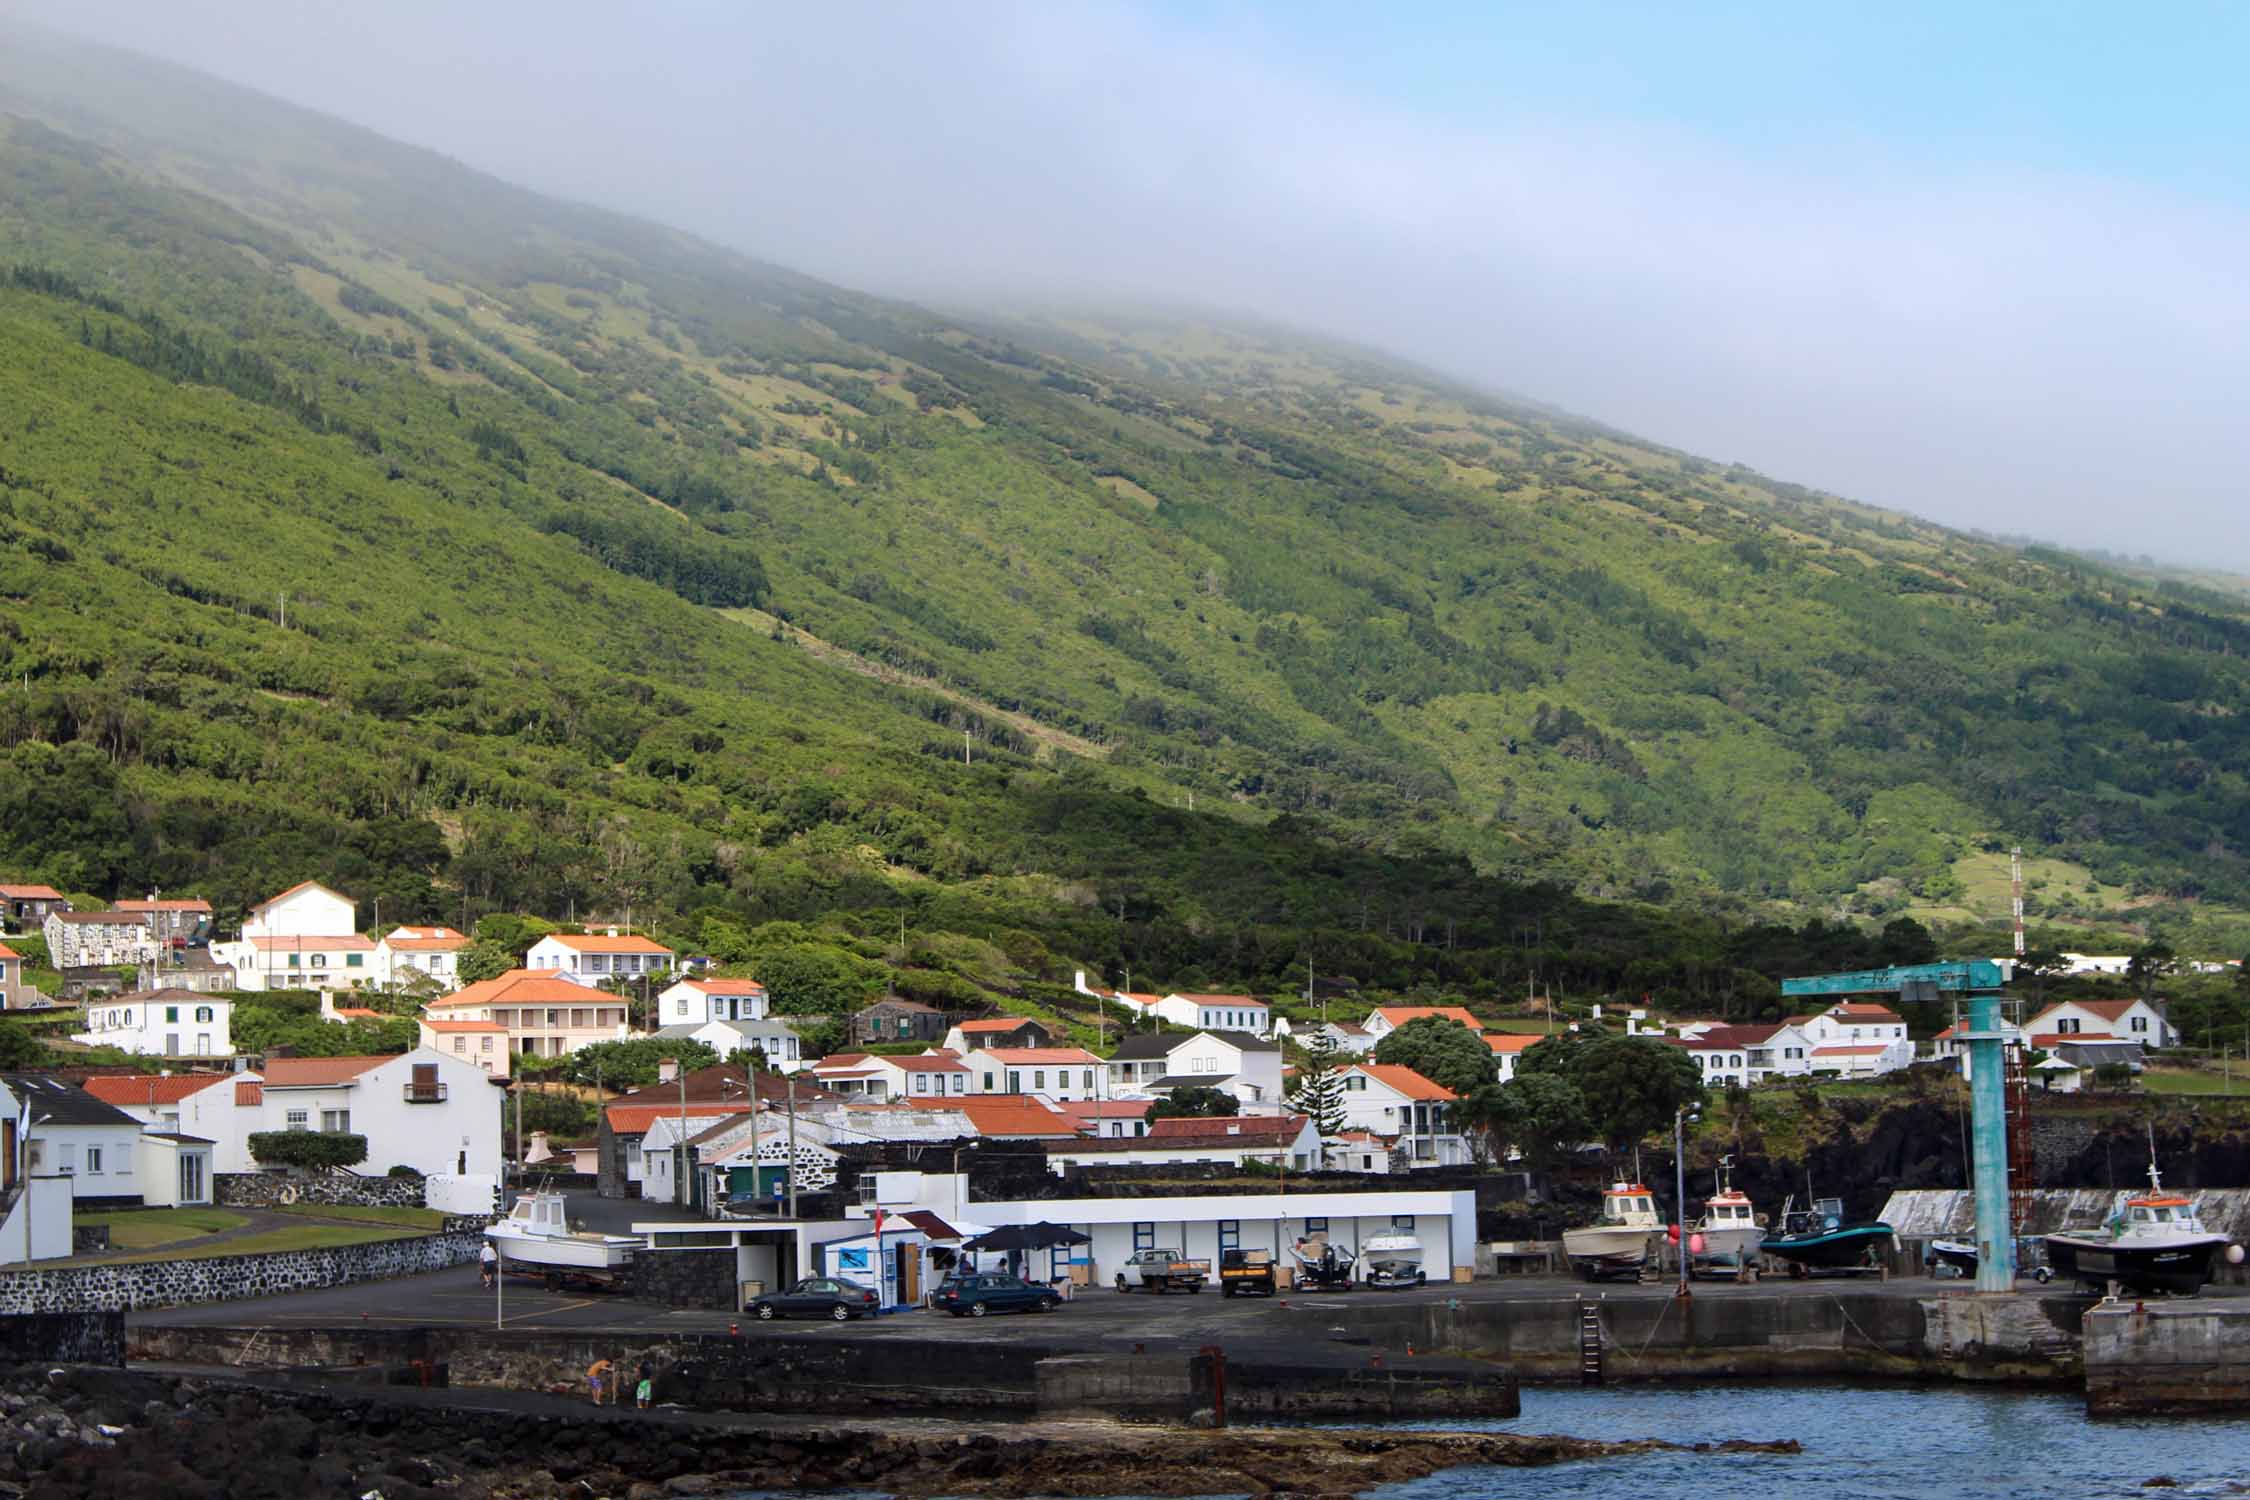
[378,926,469,992]
[1153,992,1270,1035]
[73,988,232,1058]
[1793,1002,1916,1076]
[964,1047,1107,1101]
[526,931,677,989]
[210,881,374,992]
[2025,997,2177,1048]
[166,1049,503,1178]
[1,1074,147,1204]
[1045,1114,1320,1172]
[1336,1062,1472,1167]
[653,1017,804,1072]
[1359,1006,1484,1046]
[659,977,770,1026]
[1106,1031,1286,1109]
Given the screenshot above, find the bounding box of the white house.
[0,1073,148,1205]
[210,881,374,992]
[78,1078,226,1210]
[44,911,159,970]
[1793,1002,1916,1077]
[653,1016,804,1072]
[526,931,677,989]
[965,1047,1107,1101]
[1485,1033,1539,1084]
[164,1049,503,1178]
[0,1076,75,1261]
[1153,992,1270,1036]
[659,977,770,1027]
[421,968,633,1059]
[1669,1022,1817,1087]
[73,988,232,1058]
[378,926,470,992]
[806,1051,970,1101]
[1310,1020,1377,1056]
[2025,998,2176,1048]
[1335,1062,1471,1168]
[417,1017,513,1079]
[1045,1113,1321,1172]
[1105,1030,1287,1108]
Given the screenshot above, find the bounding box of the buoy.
[2228,1244,2246,1266]
[1689,1233,1707,1256]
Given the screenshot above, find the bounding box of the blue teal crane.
[1782,961,2015,1292]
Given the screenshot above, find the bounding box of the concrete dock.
[2086,1298,2250,1415]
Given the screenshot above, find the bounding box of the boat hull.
[1563,1226,1651,1279]
[486,1226,637,1273]
[1763,1225,1894,1270]
[2044,1233,2226,1295]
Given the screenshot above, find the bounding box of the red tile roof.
[82,1074,230,1107]
[957,1017,1045,1033]
[426,969,610,1010]
[540,933,674,955]
[1171,993,1268,1007]
[978,1047,1104,1065]
[1810,1045,1888,1058]
[383,926,468,951]
[245,934,375,951]
[1346,1063,1458,1101]
[677,978,767,995]
[117,898,214,913]
[0,883,65,900]
[1147,1113,1307,1144]
[2030,1031,2118,1049]
[947,1096,1079,1137]
[422,1019,507,1033]
[0,943,17,961]
[1484,1033,1541,1054]
[1827,1003,1904,1023]
[604,1100,759,1135]
[261,1056,394,1086]
[1372,1006,1482,1030]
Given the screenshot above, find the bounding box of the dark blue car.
[933,1272,1062,1317]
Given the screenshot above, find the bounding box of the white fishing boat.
[2045,1154,2241,1296]
[486,1191,641,1283]
[1358,1233,1426,1287]
[1692,1160,1764,1267]
[1563,1181,1661,1281]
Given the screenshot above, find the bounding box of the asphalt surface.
[133,1260,2218,1344]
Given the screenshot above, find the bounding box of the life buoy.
[277,1184,300,1205]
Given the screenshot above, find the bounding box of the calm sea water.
[1364,1384,2250,1500]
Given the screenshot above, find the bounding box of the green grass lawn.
[271,1203,448,1230]
[183,1225,424,1257]
[1482,1018,1568,1034]
[2141,1066,2245,1096]
[74,1207,248,1250]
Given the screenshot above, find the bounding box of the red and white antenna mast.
[2010,845,2027,958]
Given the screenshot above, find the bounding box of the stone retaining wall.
[2086,1301,2250,1415]
[0,1232,482,1314]
[0,1311,123,1365]
[215,1173,425,1209]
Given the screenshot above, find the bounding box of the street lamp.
[1674,1105,1700,1301]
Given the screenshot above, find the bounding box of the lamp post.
[1674,1105,1698,1301]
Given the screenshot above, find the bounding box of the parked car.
[751,1277,881,1322]
[933,1272,1062,1317]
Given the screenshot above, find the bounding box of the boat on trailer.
[1564,1182,1661,1281]
[2044,1158,2240,1296]
[1359,1233,1427,1288]
[1689,1160,1764,1277]
[486,1191,641,1287]
[1761,1196,1897,1275]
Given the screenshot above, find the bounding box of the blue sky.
[1195,1,2245,191]
[8,0,2249,564]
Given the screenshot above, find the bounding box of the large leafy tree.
[1146,1086,1238,1120]
[1569,1036,1706,1152]
[1370,1016,1493,1096]
[558,1036,718,1088]
[1458,1073,1592,1171]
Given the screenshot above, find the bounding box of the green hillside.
[4,24,2250,1012]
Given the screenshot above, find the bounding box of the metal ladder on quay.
[1578,1297,1605,1385]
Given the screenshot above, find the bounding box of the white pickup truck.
[1114,1248,1212,1293]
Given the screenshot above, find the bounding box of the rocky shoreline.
[0,1367,1799,1499]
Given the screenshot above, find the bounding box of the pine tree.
[1289,1035,1349,1137]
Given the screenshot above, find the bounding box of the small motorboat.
[1689,1159,1764,1275]
[1924,1237,2053,1283]
[1359,1233,1427,1288]
[1564,1182,1661,1281]
[486,1191,641,1287]
[1761,1196,1897,1275]
[2045,1157,2241,1296]
[1287,1233,1357,1292]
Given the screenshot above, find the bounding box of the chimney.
[658,1059,679,1085]
[607,926,621,938]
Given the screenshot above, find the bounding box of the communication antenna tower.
[2010,846,2026,958]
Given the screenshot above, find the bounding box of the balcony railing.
[402,1082,448,1103]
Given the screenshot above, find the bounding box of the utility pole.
[964,730,972,766]
[2011,847,2027,959]
[786,1074,799,1218]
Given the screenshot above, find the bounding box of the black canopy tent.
[960,1222,1091,1253]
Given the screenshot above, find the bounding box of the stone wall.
[215,1172,425,1209]
[627,1246,737,1308]
[0,1232,483,1314]
[0,1310,123,1365]
[2086,1301,2250,1415]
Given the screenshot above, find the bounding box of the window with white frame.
[286,1109,310,1130]
[85,1147,102,1174]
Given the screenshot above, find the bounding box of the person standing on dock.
[587,1359,612,1407]
[479,1242,497,1289]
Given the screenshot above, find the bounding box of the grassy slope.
[2,25,2250,973]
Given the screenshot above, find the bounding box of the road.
[134,1260,2220,1344]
